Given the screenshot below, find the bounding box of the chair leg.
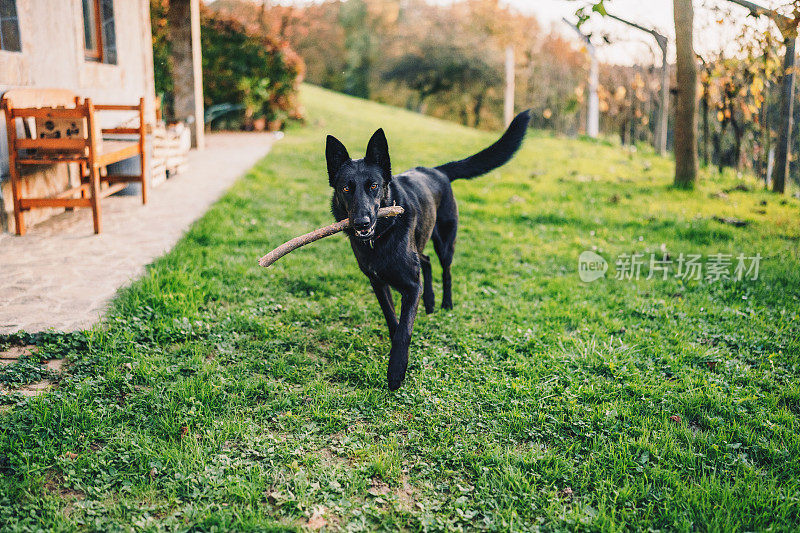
[138,97,148,205]
[79,162,88,198]
[65,164,81,211]
[9,164,25,236]
[140,157,148,205]
[89,165,102,234]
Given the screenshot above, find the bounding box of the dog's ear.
[326,135,350,186]
[365,128,391,181]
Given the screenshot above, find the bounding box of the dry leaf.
[367,480,390,496]
[670,415,682,424]
[307,506,327,530]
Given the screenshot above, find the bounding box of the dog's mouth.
[353,222,376,240]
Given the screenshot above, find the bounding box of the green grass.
[1,84,799,531]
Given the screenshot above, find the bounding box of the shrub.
[150,1,305,130]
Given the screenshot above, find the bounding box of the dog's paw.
[441,301,453,310]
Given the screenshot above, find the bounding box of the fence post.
[504,45,515,127]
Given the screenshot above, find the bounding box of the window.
[0,0,21,52]
[82,0,116,64]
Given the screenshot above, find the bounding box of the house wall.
[0,0,156,233]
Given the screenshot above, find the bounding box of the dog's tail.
[434,110,531,182]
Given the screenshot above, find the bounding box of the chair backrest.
[2,88,93,155]
[1,88,77,109]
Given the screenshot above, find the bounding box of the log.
[258,206,404,267]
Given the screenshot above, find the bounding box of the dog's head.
[326,129,391,241]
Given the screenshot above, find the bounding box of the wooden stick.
[258,206,404,267]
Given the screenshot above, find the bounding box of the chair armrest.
[93,104,141,111]
[101,127,140,135]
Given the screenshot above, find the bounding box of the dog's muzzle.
[353,222,376,239]
[352,215,375,239]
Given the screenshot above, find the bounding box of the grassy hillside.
[1,84,799,531]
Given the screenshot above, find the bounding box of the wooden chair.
[2,88,148,235]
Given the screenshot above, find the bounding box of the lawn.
[1,84,799,532]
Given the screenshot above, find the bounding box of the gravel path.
[0,132,277,333]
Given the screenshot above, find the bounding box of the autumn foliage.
[208,0,592,132]
[151,0,305,130]
[199,0,674,138]
[154,0,800,185]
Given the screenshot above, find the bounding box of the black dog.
[326,111,531,390]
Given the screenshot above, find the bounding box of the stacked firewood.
[151,122,191,186]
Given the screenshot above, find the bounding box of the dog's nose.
[353,216,371,230]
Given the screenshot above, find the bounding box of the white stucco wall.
[0,0,156,232]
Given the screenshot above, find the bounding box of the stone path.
[0,132,277,333]
[0,344,61,400]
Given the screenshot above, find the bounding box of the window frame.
[0,0,22,53]
[82,0,115,64]
[83,0,103,61]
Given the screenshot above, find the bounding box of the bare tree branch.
[605,13,668,50]
[726,0,794,36]
[258,206,405,267]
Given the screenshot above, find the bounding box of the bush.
[150,1,305,130]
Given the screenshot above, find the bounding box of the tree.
[563,18,600,138]
[725,0,800,193]
[382,41,502,127]
[697,19,781,177]
[577,0,699,184]
[152,1,305,128]
[673,0,699,187]
[223,0,590,131]
[340,0,372,99]
[605,13,669,155]
[339,0,401,99]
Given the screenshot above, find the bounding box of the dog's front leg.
[370,279,398,338]
[387,280,421,391]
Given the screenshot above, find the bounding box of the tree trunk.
[772,37,795,193]
[169,0,205,149]
[473,93,484,128]
[762,101,771,184]
[631,87,638,144]
[701,90,710,165]
[672,0,699,187]
[587,49,600,137]
[731,118,743,171]
[716,118,727,173]
[657,43,670,155]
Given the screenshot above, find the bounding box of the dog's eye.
[370,183,378,191]
[343,186,350,193]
